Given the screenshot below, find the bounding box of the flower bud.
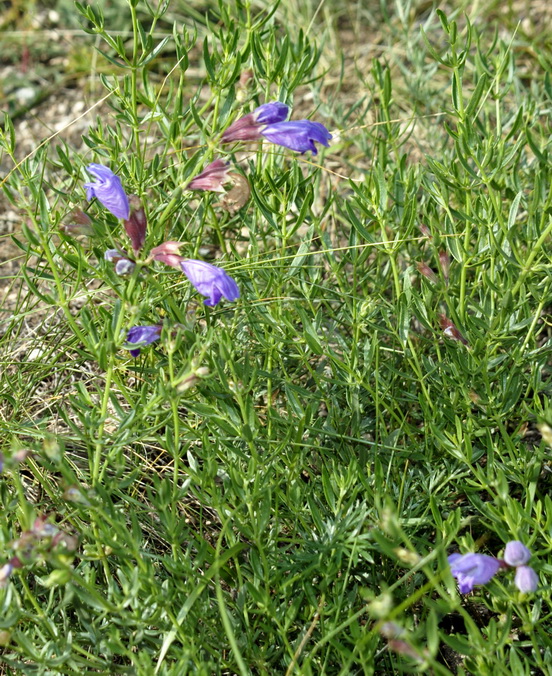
[62,209,94,237]
[417,262,438,285]
[504,541,531,567]
[187,159,232,193]
[123,195,147,255]
[514,565,538,593]
[438,249,450,284]
[439,314,469,346]
[115,258,136,276]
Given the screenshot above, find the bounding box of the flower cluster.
[448,540,539,594]
[83,166,242,356]
[77,101,331,359]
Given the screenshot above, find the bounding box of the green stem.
[129,1,141,160]
[511,217,552,297]
[94,270,140,483]
[39,233,87,345]
[159,186,184,237]
[458,193,472,322]
[168,347,181,554]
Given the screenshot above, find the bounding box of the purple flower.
[514,565,539,593]
[124,325,162,358]
[504,541,532,567]
[187,159,232,193]
[260,120,332,155]
[104,249,124,262]
[448,553,500,593]
[222,101,289,142]
[104,249,135,276]
[254,102,289,124]
[180,259,240,307]
[0,557,21,588]
[115,259,136,276]
[84,164,130,220]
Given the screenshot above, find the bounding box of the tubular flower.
[222,101,289,142]
[260,120,332,155]
[504,541,532,567]
[514,565,539,593]
[448,553,500,593]
[124,325,162,358]
[84,164,130,220]
[180,259,240,307]
[187,159,232,193]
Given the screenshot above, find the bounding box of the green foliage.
[0,0,551,673]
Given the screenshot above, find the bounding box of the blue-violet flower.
[222,101,289,142]
[84,164,130,220]
[125,325,162,358]
[504,541,532,567]
[260,120,332,155]
[115,259,136,276]
[180,259,240,307]
[514,565,539,593]
[448,553,500,593]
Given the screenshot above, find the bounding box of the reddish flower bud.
[187,159,232,193]
[150,241,186,270]
[62,209,94,237]
[439,314,469,346]
[123,195,147,255]
[438,249,450,284]
[417,262,438,285]
[419,224,431,238]
[387,640,424,662]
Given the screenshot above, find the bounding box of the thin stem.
[129,1,142,161]
[511,217,552,297]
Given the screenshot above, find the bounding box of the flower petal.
[84,163,130,220]
[504,541,532,567]
[180,259,240,306]
[449,553,500,593]
[254,102,289,124]
[124,325,162,357]
[222,101,289,143]
[514,565,538,593]
[260,120,332,155]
